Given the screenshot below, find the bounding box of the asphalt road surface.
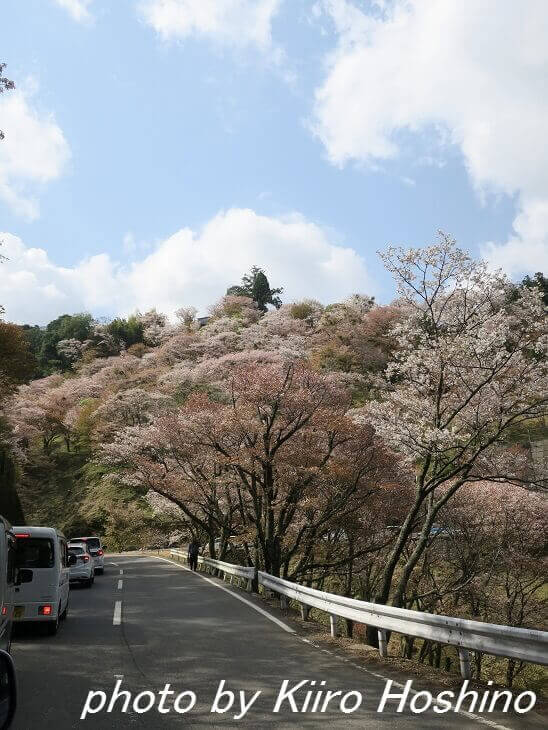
[9,554,542,729]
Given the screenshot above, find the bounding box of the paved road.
[9,554,540,729]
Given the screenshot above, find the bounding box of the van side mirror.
[68,554,77,567]
[15,569,32,586]
[0,649,17,729]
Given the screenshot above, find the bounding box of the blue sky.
[0,0,545,324]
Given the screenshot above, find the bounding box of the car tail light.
[15,533,30,538]
[83,555,89,562]
[39,605,52,616]
[1,606,7,616]
[98,549,104,556]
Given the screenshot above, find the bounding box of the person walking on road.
[188,540,199,571]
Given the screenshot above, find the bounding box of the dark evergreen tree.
[227,266,283,311]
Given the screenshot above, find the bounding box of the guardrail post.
[378,629,388,658]
[280,595,288,610]
[252,564,258,593]
[329,615,338,637]
[300,603,310,621]
[458,648,471,679]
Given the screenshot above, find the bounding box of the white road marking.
[297,638,513,730]
[113,600,122,626]
[149,556,512,730]
[119,569,123,575]
[155,556,295,634]
[117,579,123,590]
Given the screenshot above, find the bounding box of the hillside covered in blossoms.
[1,236,546,688]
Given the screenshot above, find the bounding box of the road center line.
[113,600,122,626]
[155,556,295,634]
[117,579,123,590]
[119,569,123,575]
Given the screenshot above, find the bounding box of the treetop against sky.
[1,0,547,325]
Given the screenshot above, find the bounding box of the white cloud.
[312,0,548,276]
[0,208,372,324]
[0,86,70,220]
[139,0,281,52]
[482,200,548,276]
[122,232,137,255]
[53,0,94,23]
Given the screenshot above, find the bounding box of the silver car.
[68,543,94,587]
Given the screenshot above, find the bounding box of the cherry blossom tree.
[103,361,394,575]
[92,388,174,441]
[175,306,199,332]
[56,338,84,363]
[397,481,547,682]
[358,233,547,616]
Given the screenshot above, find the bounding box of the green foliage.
[71,398,100,449]
[227,265,283,311]
[174,381,226,406]
[310,342,360,373]
[290,300,320,321]
[21,325,45,363]
[37,313,94,374]
[16,445,149,543]
[107,315,144,348]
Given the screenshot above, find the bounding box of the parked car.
[69,537,105,574]
[12,527,72,635]
[67,543,94,587]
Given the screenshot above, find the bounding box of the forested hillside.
[1,237,546,687]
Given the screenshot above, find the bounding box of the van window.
[16,538,55,569]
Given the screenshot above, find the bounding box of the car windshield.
[85,538,101,551]
[15,537,55,569]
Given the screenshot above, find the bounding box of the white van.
[12,526,72,636]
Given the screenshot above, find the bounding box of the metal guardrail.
[168,549,548,679]
[259,572,548,678]
[170,549,255,590]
